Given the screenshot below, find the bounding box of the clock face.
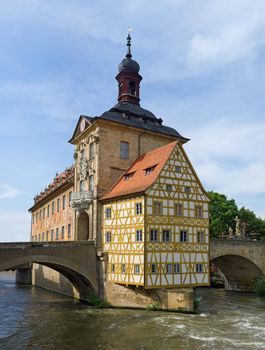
[80,119,86,132]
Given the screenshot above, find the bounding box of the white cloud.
[0,211,30,242]
[186,118,265,197]
[0,185,21,200]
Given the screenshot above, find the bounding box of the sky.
[0,0,265,242]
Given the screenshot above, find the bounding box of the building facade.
[29,34,209,311]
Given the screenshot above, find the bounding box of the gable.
[146,143,209,202]
[68,115,94,144]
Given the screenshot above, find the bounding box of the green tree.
[208,191,238,237]
[238,207,265,239]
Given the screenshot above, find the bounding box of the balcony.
[71,191,93,211]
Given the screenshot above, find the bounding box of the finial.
[126,28,133,59]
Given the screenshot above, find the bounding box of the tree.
[208,191,238,237]
[238,207,265,239]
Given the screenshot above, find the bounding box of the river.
[0,271,264,350]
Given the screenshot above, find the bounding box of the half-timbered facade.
[101,141,210,289]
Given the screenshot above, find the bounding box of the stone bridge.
[0,241,99,301]
[210,239,265,292]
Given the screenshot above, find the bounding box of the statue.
[234,216,241,237]
[228,226,233,238]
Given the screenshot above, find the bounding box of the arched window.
[129,81,136,95]
[120,141,129,159]
[119,82,123,95]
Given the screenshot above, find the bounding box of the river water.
[0,272,264,350]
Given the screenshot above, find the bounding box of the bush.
[254,276,265,296]
[88,292,110,308]
[146,302,162,311]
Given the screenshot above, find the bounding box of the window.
[121,264,126,274]
[151,264,156,274]
[42,232,44,241]
[89,142,94,160]
[56,228,59,240]
[51,230,54,241]
[62,226,65,239]
[174,263,180,273]
[69,191,72,206]
[135,203,142,215]
[195,206,203,218]
[136,230,142,242]
[89,175,94,191]
[175,203,183,216]
[106,232,111,243]
[68,224,71,238]
[63,195,66,210]
[124,172,134,181]
[39,210,42,221]
[36,212,38,222]
[196,264,203,273]
[111,264,115,272]
[46,231,48,241]
[120,141,129,159]
[154,201,162,215]
[57,198,60,212]
[47,205,50,218]
[43,208,45,219]
[38,233,40,242]
[129,81,136,95]
[180,230,188,242]
[166,184,172,191]
[32,214,35,224]
[52,201,55,215]
[175,166,181,173]
[119,82,123,95]
[184,186,191,194]
[105,207,111,219]
[197,231,204,243]
[134,264,140,274]
[162,230,170,242]
[150,229,158,242]
[145,166,155,175]
[166,263,172,273]
[79,180,84,192]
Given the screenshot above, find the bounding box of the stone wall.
[32,263,79,299]
[104,281,194,312]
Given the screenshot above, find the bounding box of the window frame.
[162,230,170,242]
[180,230,188,242]
[120,141,129,159]
[150,229,158,242]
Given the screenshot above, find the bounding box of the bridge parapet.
[0,241,99,300]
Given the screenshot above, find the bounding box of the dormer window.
[122,113,129,119]
[139,116,146,123]
[119,82,123,96]
[129,81,136,95]
[145,165,156,175]
[124,172,134,181]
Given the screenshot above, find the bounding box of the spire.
[126,32,132,59]
[116,30,142,105]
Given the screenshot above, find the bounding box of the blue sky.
[1,0,265,241]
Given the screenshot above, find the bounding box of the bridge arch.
[0,242,99,301]
[210,239,265,292]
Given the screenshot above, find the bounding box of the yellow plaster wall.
[102,196,145,286]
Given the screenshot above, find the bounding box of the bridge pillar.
[16,265,32,285]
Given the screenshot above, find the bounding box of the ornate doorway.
[77,212,89,240]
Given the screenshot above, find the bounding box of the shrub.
[254,276,265,296]
[88,292,110,308]
[146,302,162,311]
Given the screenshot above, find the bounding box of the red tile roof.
[101,141,177,201]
